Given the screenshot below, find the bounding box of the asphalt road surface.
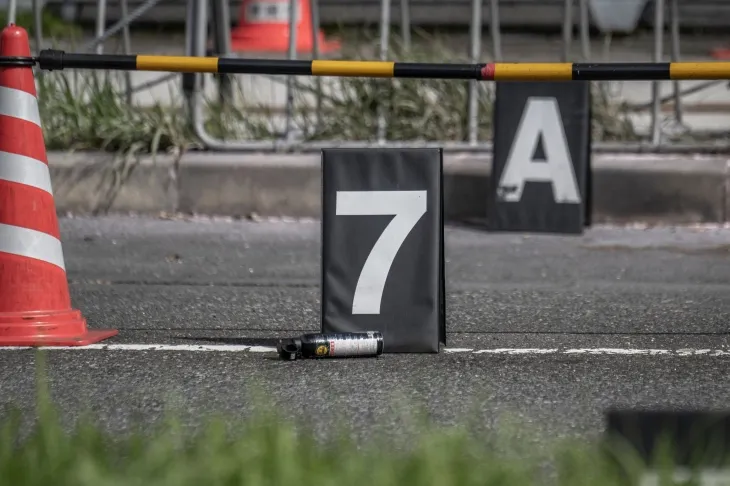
[1,216,730,448]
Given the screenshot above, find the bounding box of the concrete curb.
[48,151,730,224]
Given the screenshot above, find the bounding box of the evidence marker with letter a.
[277,332,384,360]
[497,97,581,204]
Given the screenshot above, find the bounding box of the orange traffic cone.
[231,0,340,54]
[0,24,118,346]
[710,46,730,60]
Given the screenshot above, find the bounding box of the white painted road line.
[447,348,730,356]
[0,345,728,356]
[472,348,560,355]
[0,344,278,352]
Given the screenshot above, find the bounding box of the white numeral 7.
[335,190,427,315]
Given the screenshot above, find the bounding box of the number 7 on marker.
[335,190,427,315]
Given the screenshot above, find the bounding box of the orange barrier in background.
[231,0,341,54]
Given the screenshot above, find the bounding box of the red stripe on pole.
[480,63,496,80]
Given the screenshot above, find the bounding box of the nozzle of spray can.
[277,331,384,360]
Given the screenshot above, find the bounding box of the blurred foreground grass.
[0,353,721,486]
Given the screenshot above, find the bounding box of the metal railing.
[12,0,730,153]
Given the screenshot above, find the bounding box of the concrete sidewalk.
[48,150,730,224]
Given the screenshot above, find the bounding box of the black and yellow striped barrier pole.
[4,49,730,81]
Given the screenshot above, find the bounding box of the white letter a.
[497,97,581,204]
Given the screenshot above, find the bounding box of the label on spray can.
[303,332,383,358]
[326,332,380,357]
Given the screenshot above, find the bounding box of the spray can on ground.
[277,331,384,360]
